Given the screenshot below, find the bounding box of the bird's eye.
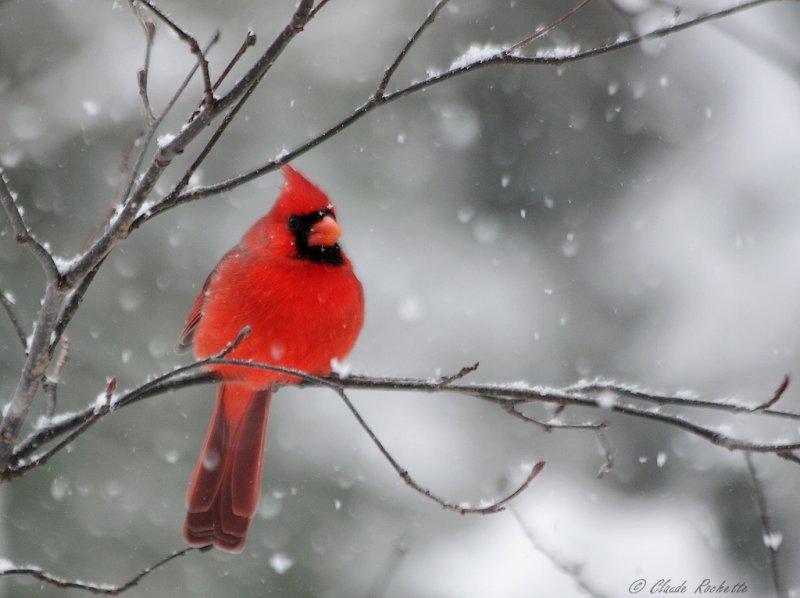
[288,215,300,230]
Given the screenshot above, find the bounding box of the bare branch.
[117,29,221,228]
[753,374,790,411]
[309,0,334,19]
[569,378,800,422]
[506,0,596,54]
[595,428,614,479]
[0,546,198,595]
[133,0,215,107]
[50,256,105,357]
[336,384,546,515]
[65,0,315,286]
[494,398,607,432]
[0,170,61,285]
[174,0,787,205]
[212,30,257,92]
[11,359,800,481]
[744,453,785,598]
[509,507,609,598]
[9,328,251,473]
[435,361,479,388]
[374,0,452,100]
[365,541,409,598]
[42,333,69,418]
[128,0,157,122]
[0,285,65,471]
[0,284,26,350]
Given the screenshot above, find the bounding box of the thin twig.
[0,284,26,349]
[133,0,315,226]
[365,541,409,598]
[335,385,546,514]
[42,333,69,418]
[595,428,613,479]
[497,400,606,432]
[133,0,215,107]
[11,362,800,480]
[50,256,106,356]
[161,31,221,121]
[309,0,334,18]
[570,378,800,422]
[753,374,790,411]
[119,29,221,220]
[509,507,609,598]
[0,285,65,471]
[7,330,250,476]
[436,361,479,388]
[8,414,99,479]
[374,0,452,99]
[66,0,313,285]
[744,453,785,598]
[173,0,785,205]
[0,170,61,285]
[212,30,257,92]
[505,0,597,54]
[129,0,156,122]
[0,547,198,595]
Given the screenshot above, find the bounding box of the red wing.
[176,273,212,353]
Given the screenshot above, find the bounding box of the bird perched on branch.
[176,165,364,552]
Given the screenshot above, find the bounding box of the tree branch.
[335,384,546,514]
[0,169,61,285]
[374,0,452,100]
[509,507,609,598]
[133,0,215,107]
[745,453,785,598]
[0,547,199,596]
[0,284,26,350]
[8,360,800,484]
[171,0,789,205]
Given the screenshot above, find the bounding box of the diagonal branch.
[506,0,597,54]
[65,0,315,288]
[374,0,452,100]
[0,284,26,350]
[171,0,787,207]
[0,547,199,596]
[335,385,546,514]
[133,0,215,107]
[0,170,61,285]
[509,507,610,598]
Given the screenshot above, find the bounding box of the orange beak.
[307,214,341,247]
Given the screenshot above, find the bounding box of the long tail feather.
[184,384,272,553]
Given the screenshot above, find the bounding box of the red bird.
[176,165,364,552]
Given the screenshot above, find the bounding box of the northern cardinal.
[176,165,364,552]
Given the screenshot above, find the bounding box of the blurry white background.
[1,0,800,596]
